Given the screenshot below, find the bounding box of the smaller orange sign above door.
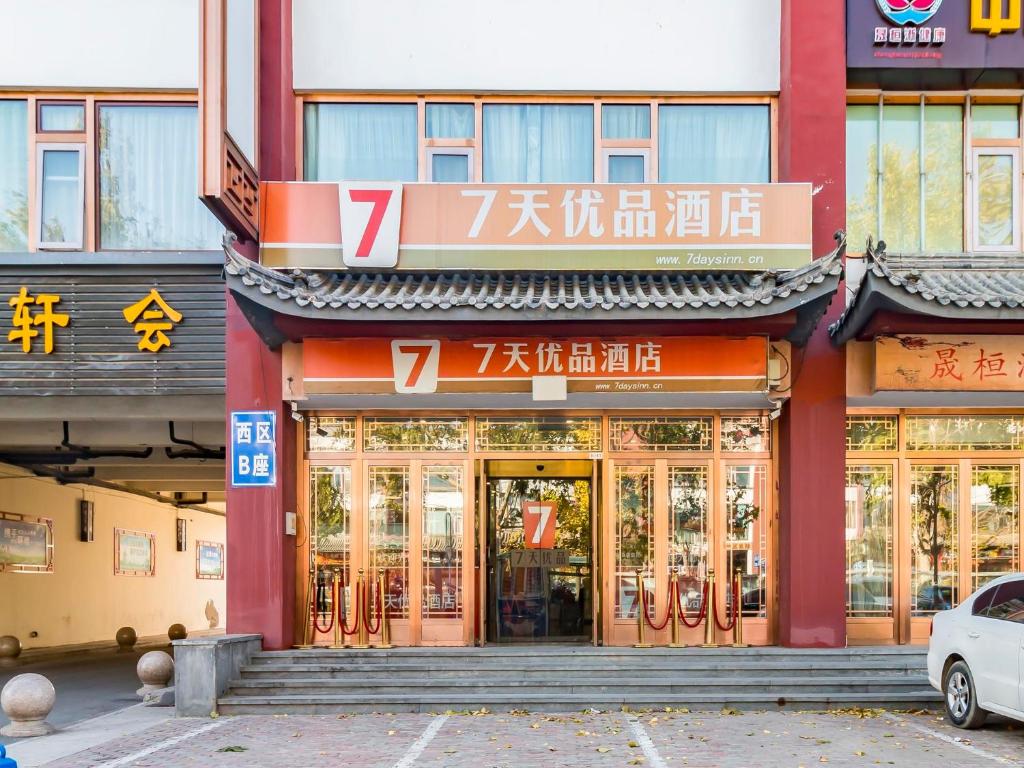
[522,501,557,549]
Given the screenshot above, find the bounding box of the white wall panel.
[293,0,780,94]
[0,0,199,90]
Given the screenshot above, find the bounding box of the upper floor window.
[659,105,770,184]
[98,104,222,250]
[846,98,1023,255]
[303,103,418,182]
[38,101,85,133]
[0,100,28,250]
[482,104,593,183]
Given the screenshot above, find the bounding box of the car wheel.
[944,660,987,729]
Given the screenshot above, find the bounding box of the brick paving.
[36,708,1024,768]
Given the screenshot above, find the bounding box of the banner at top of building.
[848,0,1024,68]
[259,182,812,272]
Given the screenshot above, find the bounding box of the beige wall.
[0,465,226,650]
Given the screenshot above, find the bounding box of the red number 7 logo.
[348,189,393,258]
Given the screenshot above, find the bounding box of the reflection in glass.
[907,416,1024,451]
[923,105,963,252]
[881,105,921,253]
[40,149,81,245]
[669,467,708,613]
[976,154,1014,248]
[971,465,1019,591]
[310,466,352,632]
[0,100,28,250]
[364,417,468,452]
[845,466,894,618]
[972,104,1019,139]
[368,466,410,618]
[911,465,958,615]
[422,467,463,619]
[610,417,712,452]
[615,466,654,619]
[726,465,767,617]
[721,416,770,452]
[476,416,601,452]
[306,417,356,453]
[846,104,879,254]
[846,415,898,451]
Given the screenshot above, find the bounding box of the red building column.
[776,0,848,647]
[225,0,296,649]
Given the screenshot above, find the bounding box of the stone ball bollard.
[0,673,56,737]
[136,651,174,697]
[167,623,188,642]
[0,636,20,668]
[115,626,137,652]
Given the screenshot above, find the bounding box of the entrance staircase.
[216,645,941,714]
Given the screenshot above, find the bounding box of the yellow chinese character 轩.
[122,289,183,353]
[7,286,70,354]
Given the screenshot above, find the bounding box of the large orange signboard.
[260,182,812,272]
[303,336,769,395]
[875,335,1024,392]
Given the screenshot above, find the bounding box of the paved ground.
[0,647,154,744]
[10,708,1023,768]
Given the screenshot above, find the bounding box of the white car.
[928,573,1024,729]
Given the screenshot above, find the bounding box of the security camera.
[768,400,783,421]
[289,401,304,423]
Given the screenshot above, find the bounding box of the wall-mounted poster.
[196,541,224,580]
[0,513,53,573]
[115,529,155,576]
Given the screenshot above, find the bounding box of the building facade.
[835,0,1024,645]
[215,0,849,650]
[0,2,228,648]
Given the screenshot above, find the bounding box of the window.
[910,465,958,615]
[659,105,770,183]
[425,103,474,139]
[304,103,418,182]
[38,101,85,133]
[422,466,464,619]
[98,104,222,249]
[482,104,593,182]
[0,100,28,250]
[971,104,1019,140]
[427,149,472,183]
[972,148,1020,252]
[603,149,648,183]
[983,579,1024,623]
[846,466,894,618]
[35,144,84,250]
[602,105,651,140]
[972,583,1000,616]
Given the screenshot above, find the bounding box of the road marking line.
[95,718,228,768]
[390,714,449,768]
[883,713,1014,765]
[626,713,669,768]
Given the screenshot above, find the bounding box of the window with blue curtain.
[602,104,650,140]
[304,103,418,181]
[99,104,223,249]
[426,103,474,139]
[483,104,593,183]
[0,100,28,250]
[658,105,770,183]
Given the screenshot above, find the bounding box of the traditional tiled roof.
[225,234,844,345]
[830,241,1024,343]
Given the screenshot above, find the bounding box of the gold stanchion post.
[377,569,393,649]
[330,569,345,649]
[732,568,749,648]
[668,568,685,648]
[633,568,652,649]
[294,570,315,649]
[700,569,719,648]
[353,569,370,649]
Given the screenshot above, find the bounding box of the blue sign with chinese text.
[230,411,276,487]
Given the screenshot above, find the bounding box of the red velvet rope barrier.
[712,580,739,632]
[363,579,382,636]
[340,579,361,636]
[312,576,335,634]
[675,580,708,629]
[639,579,673,631]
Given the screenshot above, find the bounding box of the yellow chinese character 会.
[122,289,183,353]
[7,286,70,354]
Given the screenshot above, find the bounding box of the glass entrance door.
[487,475,593,643]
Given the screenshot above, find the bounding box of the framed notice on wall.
[196,541,224,580]
[115,529,155,576]
[0,512,53,573]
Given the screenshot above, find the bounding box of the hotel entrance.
[485,461,596,644]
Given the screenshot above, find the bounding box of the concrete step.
[216,690,943,715]
[239,661,926,678]
[224,675,932,697]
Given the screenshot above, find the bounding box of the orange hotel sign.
[260,181,812,272]
[875,335,1024,392]
[303,337,770,396]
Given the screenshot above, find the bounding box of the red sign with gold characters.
[875,335,1024,391]
[302,336,769,395]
